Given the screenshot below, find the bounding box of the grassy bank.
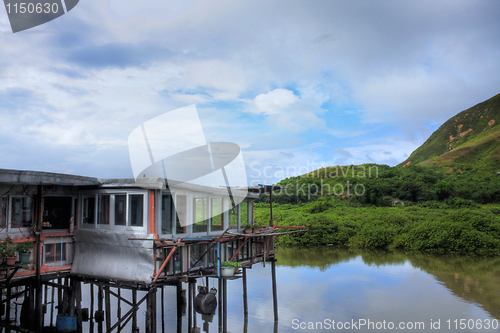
[254,200,500,255]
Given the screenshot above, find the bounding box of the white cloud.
[253,88,298,115]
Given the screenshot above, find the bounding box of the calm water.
[77,248,500,332]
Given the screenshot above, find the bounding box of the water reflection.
[272,248,500,332]
[78,248,500,332]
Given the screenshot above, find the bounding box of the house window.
[193,197,208,233]
[129,194,143,227]
[161,193,174,234]
[43,196,73,230]
[114,195,126,226]
[0,197,7,228]
[176,195,187,234]
[11,197,33,228]
[98,195,110,225]
[210,198,223,232]
[44,243,67,264]
[82,196,95,225]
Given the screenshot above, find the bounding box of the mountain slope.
[400,93,500,170]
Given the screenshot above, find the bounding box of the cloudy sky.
[1,0,499,185]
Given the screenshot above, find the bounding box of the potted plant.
[243,223,253,234]
[3,236,17,266]
[252,221,262,233]
[232,261,242,274]
[221,260,241,277]
[15,241,34,264]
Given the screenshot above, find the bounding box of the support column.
[117,288,122,333]
[132,289,138,333]
[193,280,197,330]
[50,282,55,327]
[188,279,193,330]
[160,286,165,333]
[176,281,182,333]
[90,283,94,333]
[146,288,157,333]
[75,281,83,333]
[97,285,103,333]
[218,278,222,333]
[104,286,111,332]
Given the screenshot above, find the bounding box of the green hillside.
[400,93,500,171]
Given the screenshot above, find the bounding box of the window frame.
[79,189,148,233]
[9,195,34,231]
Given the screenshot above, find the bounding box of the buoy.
[194,286,217,315]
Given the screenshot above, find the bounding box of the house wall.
[0,184,78,271]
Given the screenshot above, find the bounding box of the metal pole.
[269,190,273,227]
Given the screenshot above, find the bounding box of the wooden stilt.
[50,282,55,327]
[176,281,182,333]
[69,279,76,317]
[132,289,137,333]
[76,281,83,333]
[57,278,63,315]
[97,285,103,333]
[44,283,48,328]
[188,279,193,330]
[193,279,197,330]
[146,288,157,333]
[218,278,222,333]
[104,286,111,332]
[151,288,157,333]
[90,283,94,333]
[117,288,122,333]
[161,286,165,333]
